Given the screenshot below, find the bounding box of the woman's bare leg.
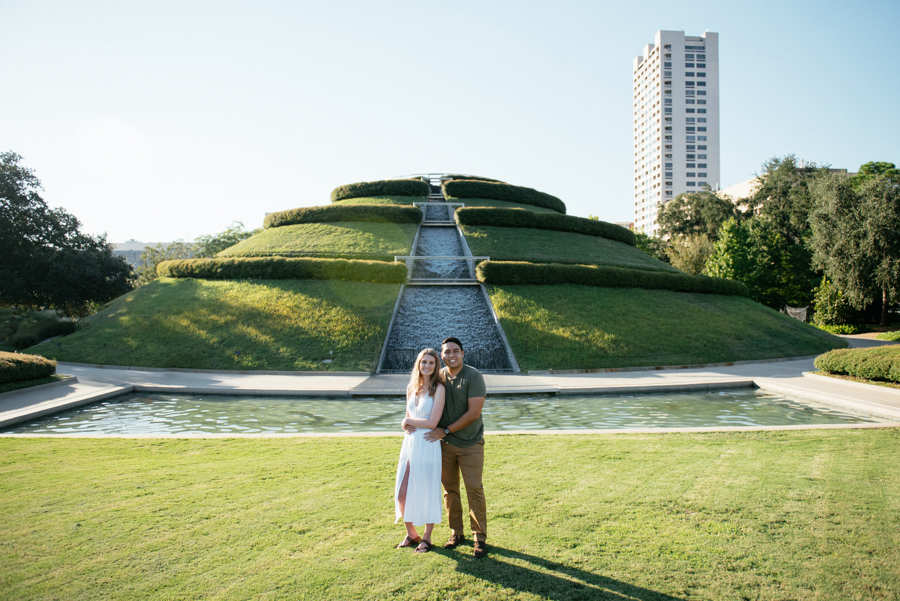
[397,462,419,541]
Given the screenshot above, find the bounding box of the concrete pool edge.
[2,422,898,438]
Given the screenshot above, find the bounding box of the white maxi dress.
[394,393,443,525]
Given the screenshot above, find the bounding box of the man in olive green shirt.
[423,337,488,558]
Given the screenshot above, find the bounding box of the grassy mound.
[487,285,845,370]
[462,226,677,271]
[220,222,418,260]
[2,430,899,600]
[26,278,400,371]
[330,195,423,206]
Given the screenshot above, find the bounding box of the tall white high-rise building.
[632,30,720,236]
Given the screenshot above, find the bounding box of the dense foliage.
[809,173,900,325]
[264,204,422,229]
[811,278,859,327]
[157,257,407,284]
[443,180,567,214]
[815,346,900,383]
[657,190,739,241]
[476,261,749,296]
[194,222,261,257]
[0,151,134,316]
[665,234,714,275]
[455,207,635,246]
[0,350,56,383]
[331,179,429,202]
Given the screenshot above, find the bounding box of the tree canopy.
[0,151,134,316]
[809,173,900,325]
[657,190,738,241]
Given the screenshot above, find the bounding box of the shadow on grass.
[445,544,685,601]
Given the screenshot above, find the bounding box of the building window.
[699,173,707,178]
[697,154,707,159]
[686,145,695,150]
[698,135,707,140]
[686,173,696,177]
[686,154,696,159]
[698,163,707,168]
[685,81,694,87]
[697,90,706,95]
[698,108,706,113]
[686,163,696,168]
[698,145,707,150]
[664,70,672,77]
[666,191,673,196]
[686,127,696,132]
[698,99,706,104]
[696,54,706,60]
[698,119,706,123]
[686,108,695,113]
[697,73,706,77]
[685,62,695,68]
[697,63,706,68]
[664,62,672,67]
[697,82,706,86]
[665,172,672,177]
[686,182,696,187]
[685,72,695,77]
[686,118,696,123]
[665,162,672,168]
[685,53,694,59]
[686,135,695,140]
[685,99,695,105]
[686,90,695,96]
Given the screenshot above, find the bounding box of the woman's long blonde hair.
[409,348,443,397]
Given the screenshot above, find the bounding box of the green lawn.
[221,222,419,260]
[446,197,561,214]
[462,226,677,272]
[26,278,400,371]
[331,195,424,206]
[1,430,898,600]
[488,285,845,370]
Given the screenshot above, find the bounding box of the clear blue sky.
[3,0,898,242]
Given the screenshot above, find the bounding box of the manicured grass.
[221,222,419,260]
[462,226,677,272]
[447,196,560,213]
[331,195,424,206]
[26,278,400,371]
[0,375,63,395]
[487,285,845,370]
[1,430,898,600]
[876,331,900,341]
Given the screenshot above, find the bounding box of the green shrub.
[264,204,422,229]
[875,331,900,341]
[443,174,506,183]
[443,180,566,214]
[815,346,900,383]
[157,257,407,284]
[812,278,859,326]
[814,323,862,335]
[0,351,56,384]
[331,179,429,202]
[455,207,636,246]
[11,321,76,350]
[476,261,750,296]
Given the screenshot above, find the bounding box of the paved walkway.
[3,336,900,431]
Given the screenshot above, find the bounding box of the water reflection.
[3,389,881,435]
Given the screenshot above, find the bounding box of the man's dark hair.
[441,337,464,353]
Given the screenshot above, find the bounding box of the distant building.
[632,30,720,237]
[111,240,167,267]
[720,165,852,205]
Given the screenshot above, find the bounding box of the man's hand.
[423,428,446,442]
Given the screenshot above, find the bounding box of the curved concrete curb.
[0,375,78,400]
[57,362,369,376]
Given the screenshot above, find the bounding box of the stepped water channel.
[378,196,516,373]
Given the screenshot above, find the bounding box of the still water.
[3,389,882,435]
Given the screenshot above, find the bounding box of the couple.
[393,336,488,558]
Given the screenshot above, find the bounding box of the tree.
[809,173,900,325]
[666,234,713,275]
[194,221,259,257]
[747,155,829,244]
[0,151,134,316]
[849,161,900,188]
[136,241,195,286]
[657,189,738,241]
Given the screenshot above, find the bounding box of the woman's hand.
[401,417,416,433]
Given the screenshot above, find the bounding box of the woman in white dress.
[394,348,446,553]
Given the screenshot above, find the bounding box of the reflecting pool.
[2,388,883,435]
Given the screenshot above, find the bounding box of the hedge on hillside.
[814,346,900,383]
[476,261,750,296]
[331,179,430,202]
[158,257,407,284]
[0,351,56,384]
[264,204,422,229]
[443,180,567,214]
[10,321,76,350]
[456,207,636,246]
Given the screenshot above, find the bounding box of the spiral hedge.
[331,179,430,202]
[456,207,636,246]
[0,351,57,384]
[264,204,422,229]
[158,257,407,284]
[443,180,566,214]
[814,346,900,383]
[476,261,750,296]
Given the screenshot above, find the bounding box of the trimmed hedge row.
[443,174,505,183]
[264,204,422,229]
[456,207,636,246]
[476,261,750,296]
[157,257,407,284]
[331,179,430,202]
[814,347,900,383]
[443,180,567,214]
[0,351,56,384]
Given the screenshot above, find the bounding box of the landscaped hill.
[24,174,846,371]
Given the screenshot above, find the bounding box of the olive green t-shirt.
[438,364,487,448]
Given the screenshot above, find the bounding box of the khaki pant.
[441,440,486,542]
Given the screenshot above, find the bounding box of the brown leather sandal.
[395,535,422,549]
[414,540,433,553]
